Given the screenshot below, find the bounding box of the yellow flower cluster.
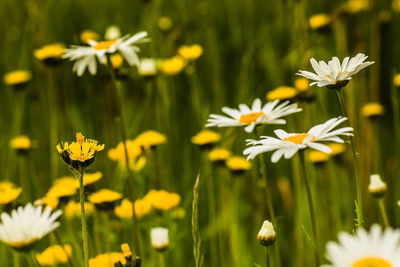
[88,189,123,205]
[36,245,72,266]
[0,181,22,204]
[159,44,203,75]
[89,252,126,267]
[114,190,181,219]
[64,200,95,219]
[226,156,252,172]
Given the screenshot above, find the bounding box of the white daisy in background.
[297,53,374,89]
[244,117,353,162]
[63,31,150,76]
[0,203,62,251]
[150,227,169,251]
[206,98,302,133]
[322,224,400,267]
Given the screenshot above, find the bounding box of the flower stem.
[106,54,141,256]
[265,247,270,267]
[378,199,390,227]
[13,251,20,267]
[77,167,89,267]
[299,151,320,266]
[254,128,282,267]
[335,88,364,227]
[30,250,42,267]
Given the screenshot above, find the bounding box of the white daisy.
[322,224,400,267]
[297,53,374,89]
[243,117,353,162]
[0,203,62,251]
[63,31,150,76]
[206,98,302,133]
[150,227,169,251]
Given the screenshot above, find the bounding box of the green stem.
[13,251,20,267]
[299,152,321,267]
[336,88,364,227]
[53,231,75,267]
[30,250,42,267]
[378,198,390,228]
[77,167,89,267]
[106,54,141,256]
[158,252,166,267]
[254,128,281,267]
[265,247,270,267]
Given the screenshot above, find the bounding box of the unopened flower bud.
[368,174,387,198]
[150,227,169,251]
[257,220,276,247]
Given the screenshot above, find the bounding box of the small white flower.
[297,53,374,89]
[244,117,353,162]
[150,227,169,251]
[105,25,121,40]
[138,58,157,76]
[63,31,150,76]
[0,203,62,251]
[368,174,387,197]
[257,220,276,247]
[206,98,302,133]
[322,224,400,267]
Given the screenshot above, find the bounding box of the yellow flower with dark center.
[108,140,147,171]
[344,0,371,13]
[135,130,166,150]
[208,148,231,162]
[226,156,252,171]
[308,150,330,163]
[361,102,384,118]
[89,253,126,267]
[46,177,78,198]
[56,133,104,169]
[88,189,123,204]
[34,196,59,210]
[3,70,31,87]
[80,30,100,44]
[36,245,72,266]
[329,143,346,156]
[34,43,65,65]
[309,14,332,30]
[0,182,22,204]
[105,54,124,69]
[158,16,173,31]
[394,73,400,86]
[266,86,298,101]
[294,78,309,91]
[144,190,181,211]
[64,200,94,219]
[10,136,32,152]
[160,56,186,75]
[178,44,203,60]
[83,172,103,186]
[191,130,221,146]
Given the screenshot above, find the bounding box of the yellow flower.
[56,133,104,169]
[146,190,181,211]
[34,196,60,210]
[64,200,94,219]
[10,135,32,152]
[361,102,384,118]
[158,17,173,31]
[308,150,330,163]
[178,44,203,60]
[294,78,309,91]
[344,0,371,13]
[105,54,124,69]
[309,14,332,30]
[160,56,186,75]
[208,148,231,162]
[89,253,126,267]
[80,30,100,44]
[226,156,252,171]
[88,189,123,204]
[266,86,298,101]
[394,73,400,86]
[108,141,147,171]
[135,130,167,150]
[46,177,78,198]
[114,198,152,219]
[191,130,221,147]
[3,70,31,87]
[34,43,65,65]
[36,245,72,266]
[83,172,103,186]
[0,182,22,204]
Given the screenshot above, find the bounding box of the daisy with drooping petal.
[206,98,302,133]
[63,31,149,76]
[0,203,62,251]
[244,117,353,162]
[323,224,400,267]
[297,53,374,89]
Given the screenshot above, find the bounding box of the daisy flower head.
[297,53,374,90]
[244,117,353,162]
[63,31,150,76]
[0,203,62,251]
[323,224,400,267]
[206,98,302,133]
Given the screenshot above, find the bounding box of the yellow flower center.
[92,40,117,51]
[76,132,84,144]
[283,133,314,145]
[239,112,265,124]
[352,257,391,267]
